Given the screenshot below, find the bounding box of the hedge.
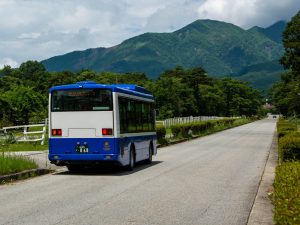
[273,162,300,225]
[156,125,167,145]
[277,119,300,162]
[170,118,236,139]
[277,119,297,138]
[273,118,300,224]
[156,117,251,145]
[279,132,300,162]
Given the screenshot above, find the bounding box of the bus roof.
[49,81,154,100]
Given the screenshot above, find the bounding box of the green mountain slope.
[248,21,286,43]
[238,71,282,92]
[233,60,283,91]
[42,19,284,79]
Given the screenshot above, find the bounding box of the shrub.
[233,118,249,126]
[170,124,191,138]
[171,122,209,139]
[170,124,181,138]
[278,132,300,162]
[273,162,300,225]
[278,130,293,138]
[170,118,239,139]
[223,118,235,126]
[277,119,298,139]
[156,125,167,145]
[277,119,297,131]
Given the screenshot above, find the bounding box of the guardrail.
[2,123,47,145]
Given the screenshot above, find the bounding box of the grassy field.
[0,154,38,175]
[0,142,48,152]
[0,125,48,152]
[0,125,44,178]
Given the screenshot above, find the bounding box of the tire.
[145,144,153,164]
[125,147,135,171]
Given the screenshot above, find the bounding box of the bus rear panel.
[48,82,157,169]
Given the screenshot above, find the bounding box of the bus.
[48,81,157,171]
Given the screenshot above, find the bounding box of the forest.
[269,11,300,117]
[0,62,263,127]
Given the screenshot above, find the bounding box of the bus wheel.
[67,165,82,172]
[145,144,153,164]
[126,147,135,171]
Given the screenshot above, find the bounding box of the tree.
[220,78,262,116]
[0,86,47,125]
[280,10,300,77]
[96,72,150,86]
[153,76,197,118]
[0,75,24,92]
[0,65,13,77]
[270,74,300,116]
[16,61,51,93]
[198,84,225,116]
[271,10,300,116]
[19,60,47,79]
[49,71,76,87]
[76,70,97,82]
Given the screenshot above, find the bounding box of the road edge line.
[247,130,278,225]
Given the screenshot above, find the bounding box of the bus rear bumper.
[49,154,120,166]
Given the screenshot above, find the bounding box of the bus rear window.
[51,89,112,112]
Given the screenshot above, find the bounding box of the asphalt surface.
[0,119,276,225]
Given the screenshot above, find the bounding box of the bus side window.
[135,102,143,132]
[118,97,154,133]
[128,100,136,133]
[143,103,150,132]
[119,98,126,133]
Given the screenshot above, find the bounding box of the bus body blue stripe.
[48,135,156,162]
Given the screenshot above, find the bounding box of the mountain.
[248,21,287,43]
[42,19,285,89]
[233,60,283,91]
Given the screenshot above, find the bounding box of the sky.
[0,0,299,69]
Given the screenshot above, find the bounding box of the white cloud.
[18,32,41,40]
[0,0,299,68]
[0,58,18,69]
[197,0,300,28]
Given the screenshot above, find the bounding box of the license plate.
[76,146,89,153]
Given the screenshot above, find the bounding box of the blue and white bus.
[48,81,157,171]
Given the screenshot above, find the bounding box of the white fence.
[2,120,47,145]
[162,116,225,128]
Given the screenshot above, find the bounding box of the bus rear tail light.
[102,128,113,136]
[52,129,62,136]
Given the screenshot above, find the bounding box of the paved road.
[0,119,276,225]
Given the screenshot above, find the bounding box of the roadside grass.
[273,118,300,224]
[273,162,300,224]
[0,154,38,175]
[0,124,47,181]
[1,141,48,152]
